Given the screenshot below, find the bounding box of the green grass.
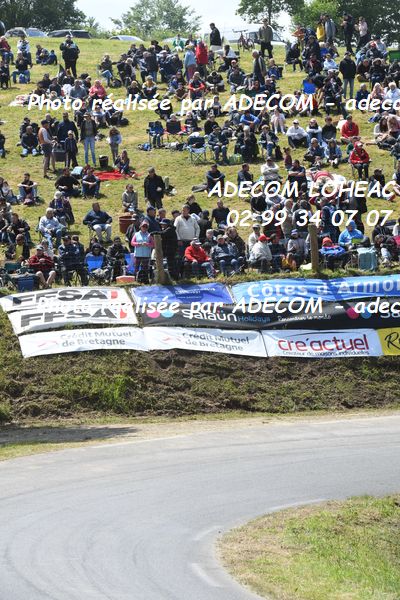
[219,495,400,600]
[0,38,398,261]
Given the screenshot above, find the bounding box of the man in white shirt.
[287,119,308,148]
[39,208,66,247]
[174,204,200,255]
[384,82,400,106]
[323,54,338,71]
[249,234,272,272]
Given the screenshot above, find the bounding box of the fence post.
[308,224,320,273]
[153,233,173,285]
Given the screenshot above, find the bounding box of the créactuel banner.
[232,275,400,304]
[262,329,382,358]
[0,288,131,313]
[18,326,148,358]
[132,282,233,306]
[8,302,138,335]
[144,326,266,357]
[377,327,400,355]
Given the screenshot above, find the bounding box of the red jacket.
[349,147,369,164]
[195,43,208,66]
[184,244,210,263]
[341,121,359,138]
[28,254,55,273]
[0,39,11,51]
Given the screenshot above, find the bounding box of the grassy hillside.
[1,310,399,423]
[0,38,398,256]
[1,40,400,424]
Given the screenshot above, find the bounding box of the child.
[150,121,164,148]
[108,127,122,163]
[64,130,78,168]
[283,147,293,170]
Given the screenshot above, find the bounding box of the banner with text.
[144,326,266,357]
[0,288,131,313]
[18,326,148,358]
[232,275,400,304]
[262,329,382,358]
[8,302,138,335]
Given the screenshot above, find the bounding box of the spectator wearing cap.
[143,206,161,233]
[184,238,215,279]
[83,202,113,243]
[27,245,56,288]
[248,223,261,252]
[286,120,308,148]
[131,221,154,277]
[249,234,272,273]
[211,234,244,275]
[287,229,305,268]
[144,167,165,209]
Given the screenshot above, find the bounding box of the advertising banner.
[8,302,138,335]
[132,282,233,306]
[262,329,382,358]
[232,275,400,304]
[377,328,400,355]
[0,288,131,313]
[18,327,148,358]
[144,326,266,357]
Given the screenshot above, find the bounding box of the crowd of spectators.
[1,20,400,288]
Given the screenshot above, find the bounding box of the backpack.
[119,117,129,126]
[138,143,151,151]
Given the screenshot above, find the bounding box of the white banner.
[262,329,382,358]
[144,326,267,357]
[0,288,131,313]
[8,302,138,334]
[18,327,148,358]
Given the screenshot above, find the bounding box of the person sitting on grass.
[82,166,101,199]
[21,126,39,157]
[55,167,81,197]
[27,245,56,288]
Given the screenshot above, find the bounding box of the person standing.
[258,19,274,59]
[59,35,80,78]
[324,14,336,45]
[38,120,55,178]
[80,112,97,166]
[339,52,356,99]
[342,13,355,54]
[356,17,369,52]
[252,50,266,84]
[209,23,222,51]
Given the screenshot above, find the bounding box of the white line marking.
[190,562,223,588]
[193,525,221,541]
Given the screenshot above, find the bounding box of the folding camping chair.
[186,134,208,164]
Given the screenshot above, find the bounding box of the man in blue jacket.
[83,202,113,243]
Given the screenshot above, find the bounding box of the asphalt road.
[1,415,399,600]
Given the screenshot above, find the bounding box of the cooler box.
[53,143,66,162]
[99,155,109,169]
[11,274,36,292]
